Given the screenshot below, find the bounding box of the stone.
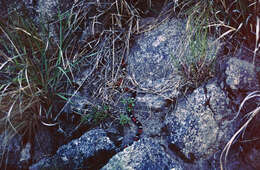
[29,128,115,170]
[128,18,220,109]
[165,80,237,159]
[128,19,185,109]
[32,125,60,163]
[225,57,259,92]
[20,142,31,163]
[0,133,22,169]
[101,137,185,170]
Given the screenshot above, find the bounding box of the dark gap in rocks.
[164,98,176,108]
[168,143,195,163]
[161,125,169,136]
[82,149,115,170]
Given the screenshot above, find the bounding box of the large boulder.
[29,128,115,170]
[128,18,220,109]
[101,137,185,170]
[165,80,237,159]
[128,19,185,109]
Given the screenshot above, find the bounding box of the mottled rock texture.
[165,80,237,159]
[0,133,22,169]
[225,57,259,92]
[29,128,115,170]
[128,18,219,109]
[101,137,185,170]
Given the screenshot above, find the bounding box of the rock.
[128,18,220,109]
[128,19,185,109]
[36,0,59,20]
[20,142,31,164]
[29,128,115,170]
[101,137,185,170]
[0,133,22,169]
[165,80,237,159]
[36,0,73,20]
[225,57,259,92]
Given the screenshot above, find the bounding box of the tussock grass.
[172,0,219,88]
[0,5,92,148]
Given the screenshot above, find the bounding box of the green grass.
[0,6,92,145]
[171,7,219,88]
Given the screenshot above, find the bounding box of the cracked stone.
[164,79,238,159]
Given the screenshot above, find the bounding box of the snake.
[113,57,143,151]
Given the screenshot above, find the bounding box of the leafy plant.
[80,105,109,125]
[119,113,131,126]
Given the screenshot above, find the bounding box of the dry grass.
[220,91,260,170]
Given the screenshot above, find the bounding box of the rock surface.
[29,128,115,170]
[165,80,237,159]
[101,137,185,170]
[0,133,22,169]
[128,18,220,109]
[128,19,185,109]
[225,57,259,92]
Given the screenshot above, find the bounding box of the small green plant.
[118,97,135,126]
[121,97,135,112]
[119,113,131,126]
[80,105,109,125]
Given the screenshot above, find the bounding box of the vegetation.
[174,1,259,169]
[0,0,259,169]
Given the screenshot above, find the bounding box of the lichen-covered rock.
[101,137,185,170]
[128,18,219,109]
[0,133,22,169]
[128,19,185,109]
[165,80,237,159]
[225,57,259,91]
[36,0,59,20]
[29,128,115,170]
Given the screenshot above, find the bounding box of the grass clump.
[172,1,219,89]
[174,1,259,169]
[0,7,91,144]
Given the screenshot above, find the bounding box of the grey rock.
[20,142,31,163]
[36,0,59,20]
[165,80,237,159]
[128,19,185,109]
[0,133,22,169]
[101,137,185,170]
[128,18,220,109]
[225,57,259,91]
[29,128,115,170]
